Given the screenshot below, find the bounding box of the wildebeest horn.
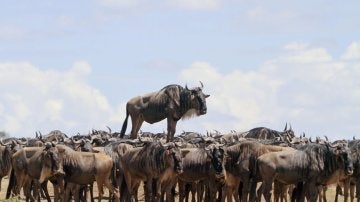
[284,123,288,131]
[0,138,11,146]
[17,138,28,146]
[185,84,189,91]
[199,81,204,89]
[106,126,111,134]
[162,142,175,149]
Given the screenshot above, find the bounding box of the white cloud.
[341,41,360,60]
[179,42,360,139]
[0,62,123,137]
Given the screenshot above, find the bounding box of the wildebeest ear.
[205,94,210,98]
[181,149,190,157]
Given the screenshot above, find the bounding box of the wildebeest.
[223,140,293,202]
[178,144,226,202]
[244,124,295,141]
[334,139,360,202]
[0,145,12,192]
[10,145,63,201]
[38,144,120,202]
[119,141,184,202]
[120,83,210,142]
[252,142,354,202]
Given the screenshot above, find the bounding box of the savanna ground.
[0,177,340,201]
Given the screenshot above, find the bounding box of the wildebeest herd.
[0,83,359,202]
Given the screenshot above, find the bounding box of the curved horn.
[17,138,28,146]
[185,84,189,91]
[284,123,288,131]
[199,81,204,89]
[106,126,112,134]
[0,139,11,146]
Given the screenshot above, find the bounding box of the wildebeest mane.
[293,143,339,177]
[145,85,181,114]
[139,142,169,172]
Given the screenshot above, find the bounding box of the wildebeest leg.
[123,170,136,202]
[98,176,120,202]
[190,182,196,202]
[178,180,186,202]
[208,180,219,202]
[356,180,360,202]
[350,182,355,202]
[52,183,59,202]
[130,115,143,139]
[144,179,153,202]
[248,178,258,202]
[241,177,251,202]
[306,182,318,202]
[40,181,51,202]
[166,118,177,142]
[261,181,273,202]
[281,184,289,202]
[344,178,350,202]
[274,180,281,202]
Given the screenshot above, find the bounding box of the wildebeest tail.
[6,169,15,199]
[120,109,129,138]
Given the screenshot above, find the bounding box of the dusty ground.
[0,176,340,201]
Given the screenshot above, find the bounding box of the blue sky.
[1,0,360,140]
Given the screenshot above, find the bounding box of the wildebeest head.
[39,143,65,183]
[184,81,210,116]
[330,142,354,175]
[162,142,184,174]
[205,144,226,180]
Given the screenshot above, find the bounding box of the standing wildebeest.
[120,83,210,142]
[178,144,226,202]
[223,140,293,202]
[252,142,354,202]
[0,145,12,191]
[120,141,184,202]
[38,144,120,202]
[11,145,63,201]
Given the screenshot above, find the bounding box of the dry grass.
[0,177,343,201]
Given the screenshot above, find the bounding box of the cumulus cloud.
[0,62,123,137]
[179,42,360,139]
[341,41,360,60]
